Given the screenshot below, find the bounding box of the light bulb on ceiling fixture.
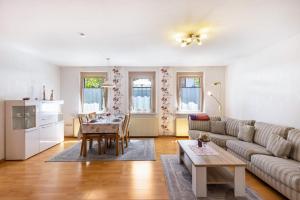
[196,39,202,45]
[79,32,86,37]
[200,33,208,40]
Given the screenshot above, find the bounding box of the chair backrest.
[122,114,129,132]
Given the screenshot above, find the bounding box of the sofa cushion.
[238,125,255,142]
[266,134,292,158]
[251,154,300,192]
[209,133,237,148]
[210,121,226,135]
[188,120,210,132]
[287,129,300,161]
[224,118,255,137]
[210,116,221,121]
[226,140,272,160]
[254,122,292,147]
[188,130,210,140]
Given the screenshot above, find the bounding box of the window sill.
[130,112,158,116]
[175,111,203,114]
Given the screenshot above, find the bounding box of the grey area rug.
[47,139,155,162]
[161,155,262,200]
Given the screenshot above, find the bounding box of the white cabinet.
[5,100,64,160]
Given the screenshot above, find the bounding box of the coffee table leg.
[234,166,246,197]
[192,165,207,197]
[178,144,184,164]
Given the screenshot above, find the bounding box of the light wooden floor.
[0,137,287,200]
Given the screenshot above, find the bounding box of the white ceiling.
[0,0,300,67]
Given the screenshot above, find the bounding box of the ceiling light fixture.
[175,32,208,47]
[79,32,86,37]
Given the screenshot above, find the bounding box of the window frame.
[80,72,108,113]
[128,72,156,113]
[176,72,204,113]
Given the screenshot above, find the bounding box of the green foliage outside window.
[84,77,104,88]
[194,78,200,87]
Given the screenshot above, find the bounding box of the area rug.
[47,139,155,162]
[161,155,262,200]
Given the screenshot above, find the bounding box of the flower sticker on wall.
[160,67,172,135]
[112,66,123,114]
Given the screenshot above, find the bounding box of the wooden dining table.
[80,115,125,156]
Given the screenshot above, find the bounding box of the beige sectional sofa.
[188,117,300,200]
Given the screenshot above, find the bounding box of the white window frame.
[128,72,156,113]
[80,72,108,113]
[176,72,204,113]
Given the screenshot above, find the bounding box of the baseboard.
[130,136,158,138]
[0,159,5,164]
[175,136,189,138]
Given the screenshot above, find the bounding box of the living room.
[0,0,299,200]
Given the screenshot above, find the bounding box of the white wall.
[61,66,225,136]
[0,47,60,159]
[226,34,300,128]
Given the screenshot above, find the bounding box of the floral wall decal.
[112,66,122,114]
[160,67,172,135]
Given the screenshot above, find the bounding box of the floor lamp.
[207,91,223,117]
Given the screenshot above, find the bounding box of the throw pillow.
[266,134,292,158]
[210,121,226,135]
[238,125,255,142]
[189,114,210,121]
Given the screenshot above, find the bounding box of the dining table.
[80,115,125,157]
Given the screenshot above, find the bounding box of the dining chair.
[78,115,103,157]
[104,114,128,156]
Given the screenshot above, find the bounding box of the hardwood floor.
[0,137,287,200]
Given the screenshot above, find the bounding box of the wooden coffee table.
[177,140,246,198]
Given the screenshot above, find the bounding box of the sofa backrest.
[254,122,293,147]
[188,120,210,131]
[224,117,255,137]
[287,129,300,162]
[188,115,221,132]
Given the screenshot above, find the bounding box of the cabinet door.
[25,129,40,159]
[39,124,57,152]
[55,121,64,143]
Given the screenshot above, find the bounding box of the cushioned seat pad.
[251,154,300,192]
[226,140,271,160]
[188,130,237,148]
[188,130,210,140]
[209,133,237,148]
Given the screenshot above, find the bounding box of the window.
[80,72,107,113]
[129,72,156,113]
[177,72,203,112]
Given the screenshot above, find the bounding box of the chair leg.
[128,130,130,142]
[80,139,84,156]
[121,137,124,154]
[109,138,112,148]
[83,137,87,157]
[125,135,128,148]
[116,135,119,156]
[104,137,108,153]
[98,138,101,155]
[89,139,93,149]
